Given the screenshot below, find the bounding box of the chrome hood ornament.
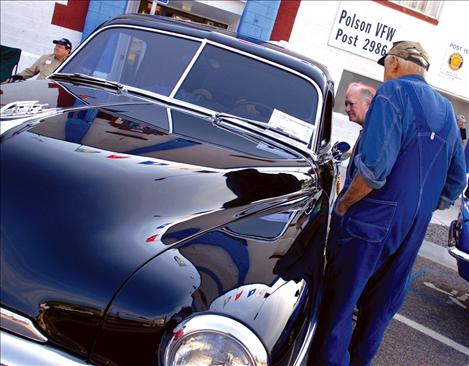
[0,100,51,120]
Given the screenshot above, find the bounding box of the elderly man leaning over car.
[308,41,466,366]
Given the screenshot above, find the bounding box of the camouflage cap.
[377,41,430,70]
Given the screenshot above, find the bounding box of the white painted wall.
[288,0,469,101]
[0,1,83,76]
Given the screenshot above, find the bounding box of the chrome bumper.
[0,330,90,366]
[448,247,469,263]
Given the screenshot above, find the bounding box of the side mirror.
[332,141,351,161]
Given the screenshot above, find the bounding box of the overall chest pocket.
[345,198,397,243]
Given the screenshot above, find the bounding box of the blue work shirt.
[351,74,466,205]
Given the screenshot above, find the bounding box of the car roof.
[102,14,332,95]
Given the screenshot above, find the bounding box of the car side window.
[318,91,333,149]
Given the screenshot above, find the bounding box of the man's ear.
[390,55,400,71]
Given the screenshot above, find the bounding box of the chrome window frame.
[54,24,324,151]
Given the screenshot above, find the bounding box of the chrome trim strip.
[164,314,268,366]
[292,279,320,366]
[0,308,47,343]
[0,101,50,119]
[166,107,173,134]
[292,320,317,366]
[169,39,207,98]
[0,330,90,366]
[448,247,469,263]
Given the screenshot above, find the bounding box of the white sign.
[439,41,468,85]
[268,109,314,144]
[328,2,400,61]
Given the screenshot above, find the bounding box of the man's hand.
[10,75,24,82]
[436,197,452,210]
[335,199,349,216]
[335,173,373,216]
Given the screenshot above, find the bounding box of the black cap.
[53,38,72,51]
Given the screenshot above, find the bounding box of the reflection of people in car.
[457,114,467,145]
[230,99,262,119]
[190,88,212,103]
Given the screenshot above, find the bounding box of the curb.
[418,240,457,271]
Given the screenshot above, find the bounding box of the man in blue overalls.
[309,41,467,365]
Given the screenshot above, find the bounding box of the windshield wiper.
[210,112,317,171]
[50,73,128,95]
[212,112,268,129]
[212,112,308,145]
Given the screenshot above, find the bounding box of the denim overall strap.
[400,80,452,140]
[399,80,452,205]
[401,81,429,132]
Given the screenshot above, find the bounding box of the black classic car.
[0,14,347,366]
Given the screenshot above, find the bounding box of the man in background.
[457,114,467,145]
[345,82,376,128]
[9,38,72,81]
[338,82,376,192]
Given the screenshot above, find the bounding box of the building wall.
[0,0,282,77]
[0,0,88,73]
[288,1,469,103]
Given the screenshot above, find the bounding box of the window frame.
[375,0,442,25]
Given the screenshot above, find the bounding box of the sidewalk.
[422,198,461,271]
[430,197,460,226]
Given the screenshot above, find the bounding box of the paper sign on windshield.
[268,109,314,144]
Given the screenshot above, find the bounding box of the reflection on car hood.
[0,79,312,349]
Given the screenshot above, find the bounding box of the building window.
[137,1,228,30]
[390,1,443,19]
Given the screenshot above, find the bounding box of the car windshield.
[58,27,318,126]
[175,44,318,124]
[59,27,201,96]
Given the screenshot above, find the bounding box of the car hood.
[0,80,312,355]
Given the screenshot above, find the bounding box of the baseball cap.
[53,38,72,51]
[377,41,430,70]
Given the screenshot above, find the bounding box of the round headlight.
[164,314,268,366]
